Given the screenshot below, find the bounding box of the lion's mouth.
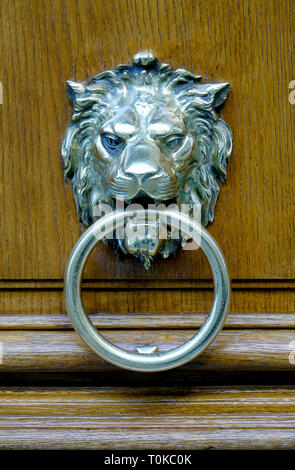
[107,171,179,203]
[122,195,178,210]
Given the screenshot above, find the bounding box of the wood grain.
[0,386,295,449]
[0,0,294,280]
[0,329,294,372]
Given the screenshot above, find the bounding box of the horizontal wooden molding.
[0,313,295,330]
[0,386,295,449]
[0,330,294,372]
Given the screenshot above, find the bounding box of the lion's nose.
[123,144,160,180]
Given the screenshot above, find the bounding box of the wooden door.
[0,0,295,449]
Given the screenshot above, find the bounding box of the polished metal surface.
[65,209,230,372]
[62,51,232,268]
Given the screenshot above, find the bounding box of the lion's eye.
[101,133,124,151]
[163,135,185,149]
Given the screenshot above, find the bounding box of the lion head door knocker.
[63,52,232,372]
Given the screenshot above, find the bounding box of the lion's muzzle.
[107,142,178,202]
[123,143,160,180]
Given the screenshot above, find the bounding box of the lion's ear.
[194,82,229,109]
[67,80,86,104]
[205,82,229,108]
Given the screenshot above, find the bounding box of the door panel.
[0,0,294,282]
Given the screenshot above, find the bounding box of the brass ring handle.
[65,209,230,372]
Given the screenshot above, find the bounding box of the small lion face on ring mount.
[62,52,232,269]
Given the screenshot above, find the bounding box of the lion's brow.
[103,122,138,138]
[148,122,184,138]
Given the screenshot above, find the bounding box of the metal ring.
[65,209,230,372]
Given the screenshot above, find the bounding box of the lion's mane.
[62,61,232,227]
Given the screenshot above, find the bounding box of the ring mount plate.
[65,209,230,372]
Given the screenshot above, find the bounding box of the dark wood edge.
[1,279,295,289]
